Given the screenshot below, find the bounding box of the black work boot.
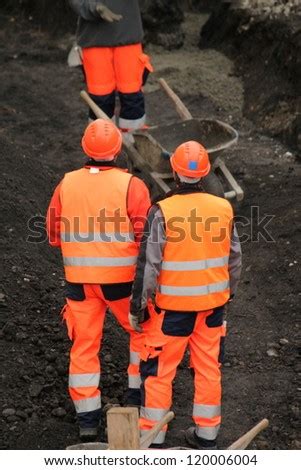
[79,427,99,442]
[185,427,218,450]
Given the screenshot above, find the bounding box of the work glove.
[96,3,123,22]
[129,311,145,333]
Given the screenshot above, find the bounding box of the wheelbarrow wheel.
[202,171,225,198]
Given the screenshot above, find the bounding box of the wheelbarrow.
[80,79,243,201]
[132,78,243,201]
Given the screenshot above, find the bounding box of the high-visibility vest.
[60,168,138,283]
[156,193,233,311]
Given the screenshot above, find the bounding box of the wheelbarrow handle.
[80,90,111,121]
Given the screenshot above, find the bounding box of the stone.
[16,410,28,420]
[2,408,16,418]
[29,382,44,398]
[279,338,289,346]
[267,348,279,357]
[267,342,281,350]
[52,407,67,418]
[104,354,112,363]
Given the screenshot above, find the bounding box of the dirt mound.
[201,3,301,150]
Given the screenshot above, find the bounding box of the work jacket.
[69,0,144,48]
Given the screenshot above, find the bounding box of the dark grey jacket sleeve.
[229,224,242,296]
[69,1,99,21]
[131,206,166,315]
[69,1,144,47]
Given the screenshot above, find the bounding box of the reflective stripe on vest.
[162,256,229,272]
[63,256,137,267]
[158,280,230,297]
[61,232,135,243]
[156,193,233,311]
[60,168,138,284]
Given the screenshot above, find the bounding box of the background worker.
[69,1,153,129]
[47,119,151,440]
[129,141,242,449]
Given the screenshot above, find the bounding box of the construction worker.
[129,141,242,449]
[47,119,151,440]
[69,1,153,129]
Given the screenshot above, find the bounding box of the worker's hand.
[129,312,144,333]
[96,3,123,22]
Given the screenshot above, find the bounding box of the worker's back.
[156,192,233,311]
[60,167,138,284]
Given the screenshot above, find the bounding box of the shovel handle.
[80,90,111,121]
[227,419,269,450]
[158,78,192,121]
[140,411,175,449]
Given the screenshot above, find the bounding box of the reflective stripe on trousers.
[63,256,137,267]
[158,280,230,297]
[140,407,169,422]
[119,115,146,130]
[162,256,229,272]
[130,351,140,366]
[196,425,220,440]
[69,373,100,388]
[128,375,141,389]
[193,404,221,419]
[73,395,101,414]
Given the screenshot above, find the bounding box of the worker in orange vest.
[129,141,242,449]
[69,0,153,130]
[47,119,151,440]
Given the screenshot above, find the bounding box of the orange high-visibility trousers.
[82,44,153,128]
[63,284,144,429]
[139,305,225,444]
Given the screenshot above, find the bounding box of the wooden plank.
[107,407,140,450]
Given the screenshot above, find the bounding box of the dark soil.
[0,13,300,450]
[201,5,301,151]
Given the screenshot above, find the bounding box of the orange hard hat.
[170,141,210,178]
[81,119,122,160]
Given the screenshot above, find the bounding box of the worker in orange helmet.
[47,119,151,441]
[129,141,242,449]
[69,1,153,130]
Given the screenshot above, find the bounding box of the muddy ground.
[0,12,300,450]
